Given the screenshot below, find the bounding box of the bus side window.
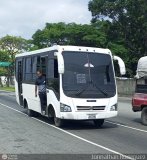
[41,57,47,75]
[54,59,59,78]
[145,79,147,84]
[32,56,37,80]
[48,58,58,79]
[47,58,59,93]
[25,57,32,81]
[37,56,41,71]
[15,59,22,82]
[37,56,47,75]
[48,59,54,78]
[15,60,18,81]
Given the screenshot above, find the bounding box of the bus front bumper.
[59,111,117,120]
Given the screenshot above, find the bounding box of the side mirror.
[55,52,64,74]
[113,56,126,75]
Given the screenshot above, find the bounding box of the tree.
[65,22,108,47]
[0,35,30,63]
[0,50,10,86]
[89,0,147,76]
[0,50,10,62]
[0,35,30,86]
[32,22,109,49]
[32,22,67,48]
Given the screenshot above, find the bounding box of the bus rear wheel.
[26,102,35,117]
[93,119,104,128]
[141,107,147,126]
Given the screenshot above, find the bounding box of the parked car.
[132,56,147,125]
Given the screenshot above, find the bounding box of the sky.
[0,0,92,39]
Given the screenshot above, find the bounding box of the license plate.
[88,114,96,119]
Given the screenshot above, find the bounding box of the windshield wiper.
[75,84,89,96]
[91,80,108,97]
[75,81,108,97]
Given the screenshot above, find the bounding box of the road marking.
[32,118,134,160]
[0,102,26,115]
[0,102,133,160]
[106,120,147,133]
[3,100,146,134]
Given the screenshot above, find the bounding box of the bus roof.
[15,45,111,58]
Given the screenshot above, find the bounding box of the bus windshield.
[62,51,116,98]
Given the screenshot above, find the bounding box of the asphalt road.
[0,90,147,160]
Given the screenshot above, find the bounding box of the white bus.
[15,45,126,127]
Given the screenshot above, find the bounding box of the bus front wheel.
[141,107,147,126]
[93,119,104,128]
[54,116,63,127]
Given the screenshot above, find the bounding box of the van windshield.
[62,51,116,98]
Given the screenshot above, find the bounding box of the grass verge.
[0,86,15,92]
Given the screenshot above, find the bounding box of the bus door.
[17,60,23,105]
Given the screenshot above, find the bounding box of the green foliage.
[32,23,67,48]
[0,50,10,76]
[32,21,132,76]
[0,86,15,92]
[89,0,147,77]
[0,68,7,76]
[0,35,31,77]
[0,50,10,62]
[0,35,30,62]
[26,39,39,51]
[32,22,109,48]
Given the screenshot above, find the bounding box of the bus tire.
[54,116,63,127]
[26,102,35,117]
[93,119,104,128]
[141,107,147,126]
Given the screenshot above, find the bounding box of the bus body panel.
[58,91,117,120]
[15,78,20,105]
[60,111,117,120]
[46,89,60,117]
[22,83,41,112]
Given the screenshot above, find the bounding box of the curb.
[0,90,15,96]
[118,97,132,100]
[0,90,15,93]
[118,97,132,103]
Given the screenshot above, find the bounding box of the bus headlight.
[110,104,117,111]
[60,103,72,112]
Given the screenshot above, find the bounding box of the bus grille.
[77,106,105,111]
